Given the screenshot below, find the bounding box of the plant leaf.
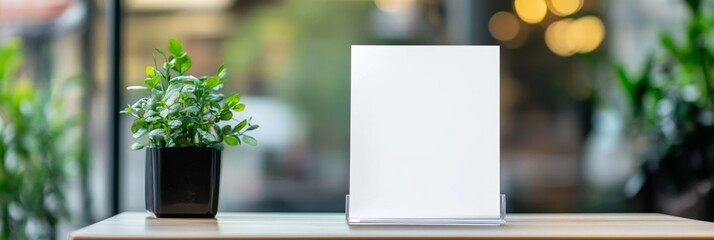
[180,55,192,74]
[221,125,232,135]
[164,84,181,106]
[126,86,149,91]
[242,135,257,146]
[217,64,226,79]
[144,76,161,88]
[182,106,200,114]
[246,124,259,131]
[132,128,148,138]
[224,135,239,146]
[145,66,155,77]
[149,128,165,137]
[219,110,233,121]
[234,119,247,132]
[145,116,161,122]
[131,143,145,150]
[205,76,221,89]
[169,75,199,85]
[233,103,245,112]
[225,94,240,107]
[168,38,183,57]
[168,120,182,128]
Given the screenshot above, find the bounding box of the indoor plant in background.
[121,38,259,218]
[0,39,88,239]
[615,0,714,220]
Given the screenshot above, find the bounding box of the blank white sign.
[349,45,500,219]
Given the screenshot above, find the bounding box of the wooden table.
[71,212,714,239]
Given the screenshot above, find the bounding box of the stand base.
[345,194,506,226]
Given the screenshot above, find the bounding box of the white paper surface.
[349,45,500,219]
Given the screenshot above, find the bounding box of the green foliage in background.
[615,0,714,216]
[0,40,86,239]
[224,0,373,154]
[122,38,258,150]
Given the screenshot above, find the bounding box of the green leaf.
[145,66,155,77]
[160,108,169,118]
[133,128,148,138]
[149,128,165,137]
[224,135,239,146]
[166,139,176,147]
[221,125,232,135]
[168,120,182,128]
[168,38,183,57]
[182,84,195,93]
[246,124,259,131]
[233,103,246,112]
[213,125,223,142]
[198,129,216,142]
[131,118,146,132]
[242,135,257,146]
[169,75,199,85]
[144,76,161,88]
[234,119,247,132]
[217,64,227,79]
[180,55,192,74]
[131,143,145,150]
[225,94,241,107]
[145,116,161,122]
[182,106,200,114]
[120,106,133,114]
[219,110,233,121]
[145,109,158,117]
[126,86,149,91]
[168,103,181,113]
[207,93,225,102]
[151,88,163,100]
[205,76,221,89]
[164,84,181,106]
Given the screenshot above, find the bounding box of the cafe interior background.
[1,0,713,239]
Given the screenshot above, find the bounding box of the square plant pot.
[145,147,222,218]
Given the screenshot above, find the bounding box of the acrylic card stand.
[348,46,505,226]
[345,194,507,226]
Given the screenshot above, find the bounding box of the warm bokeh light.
[546,0,583,16]
[545,16,605,56]
[575,16,605,53]
[545,19,575,56]
[489,11,520,42]
[374,0,415,13]
[514,0,548,24]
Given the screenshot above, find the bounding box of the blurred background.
[1,0,713,239]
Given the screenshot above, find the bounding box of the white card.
[349,45,500,219]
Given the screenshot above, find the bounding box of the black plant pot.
[145,147,221,218]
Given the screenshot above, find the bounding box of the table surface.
[71,212,714,239]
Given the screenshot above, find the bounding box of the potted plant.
[121,38,259,218]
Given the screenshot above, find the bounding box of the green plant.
[614,0,714,220]
[0,39,86,239]
[122,38,258,150]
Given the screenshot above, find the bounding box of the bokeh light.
[514,0,548,24]
[545,16,605,56]
[489,11,521,42]
[545,19,575,56]
[546,0,583,16]
[574,16,605,53]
